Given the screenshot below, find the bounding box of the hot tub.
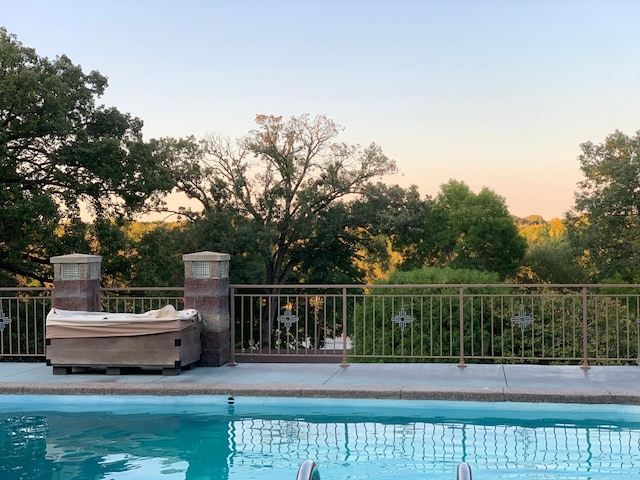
[45,305,201,375]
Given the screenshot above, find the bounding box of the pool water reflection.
[1,396,639,479]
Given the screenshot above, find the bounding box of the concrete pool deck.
[1,362,640,404]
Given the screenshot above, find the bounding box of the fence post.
[183,251,230,367]
[229,286,236,366]
[50,253,102,311]
[458,286,466,368]
[581,286,590,369]
[341,286,349,368]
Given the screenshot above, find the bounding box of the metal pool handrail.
[457,462,472,479]
[296,459,321,480]
[295,459,469,479]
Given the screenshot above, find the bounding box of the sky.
[4,0,640,220]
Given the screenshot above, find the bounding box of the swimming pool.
[1,395,640,479]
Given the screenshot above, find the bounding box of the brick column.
[50,253,102,311]
[183,251,230,367]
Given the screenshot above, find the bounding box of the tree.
[566,130,640,282]
[346,183,424,281]
[373,184,437,272]
[174,114,397,285]
[182,209,272,285]
[521,239,586,284]
[127,222,187,287]
[436,181,527,277]
[0,28,176,283]
[514,216,584,283]
[390,180,527,278]
[290,202,368,284]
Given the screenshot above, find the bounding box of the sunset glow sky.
[5,1,640,219]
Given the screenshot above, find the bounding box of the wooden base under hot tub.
[46,322,201,376]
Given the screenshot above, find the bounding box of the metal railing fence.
[3,284,640,366]
[0,288,52,360]
[0,287,184,361]
[230,284,640,367]
[231,285,351,364]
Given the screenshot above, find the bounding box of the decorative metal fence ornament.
[0,309,11,333]
[391,307,414,330]
[277,307,299,331]
[510,307,534,332]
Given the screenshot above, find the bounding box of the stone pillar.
[183,251,230,367]
[50,253,102,311]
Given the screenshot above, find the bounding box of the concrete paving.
[1,362,640,404]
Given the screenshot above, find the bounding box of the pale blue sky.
[4,0,640,219]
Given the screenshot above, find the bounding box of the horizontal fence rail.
[230,284,640,367]
[0,288,53,360]
[99,288,185,314]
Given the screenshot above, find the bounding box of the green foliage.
[182,184,416,285]
[127,224,186,288]
[373,184,435,272]
[514,216,585,283]
[434,181,527,277]
[86,220,187,288]
[391,180,527,279]
[183,211,271,285]
[0,28,177,284]
[384,266,502,285]
[291,203,367,284]
[566,130,640,282]
[522,239,587,284]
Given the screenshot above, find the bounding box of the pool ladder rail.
[296,460,320,480]
[295,460,472,479]
[457,462,472,479]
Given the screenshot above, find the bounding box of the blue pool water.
[1,395,640,479]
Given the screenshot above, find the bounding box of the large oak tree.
[0,28,176,283]
[175,114,397,285]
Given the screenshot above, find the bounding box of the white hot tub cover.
[46,305,200,338]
